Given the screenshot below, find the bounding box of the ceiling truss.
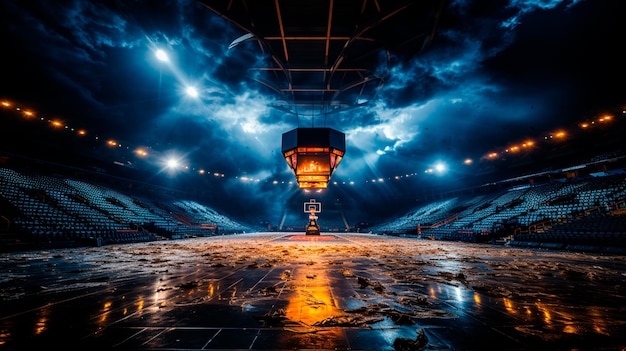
[196,0,448,118]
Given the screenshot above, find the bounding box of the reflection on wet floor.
[0,232,625,350]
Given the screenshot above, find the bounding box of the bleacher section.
[2,163,626,254]
[370,172,626,253]
[0,167,253,251]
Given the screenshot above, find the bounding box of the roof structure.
[196,0,448,118]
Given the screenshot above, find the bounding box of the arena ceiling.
[2,0,625,223]
[196,0,448,116]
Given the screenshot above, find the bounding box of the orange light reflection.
[284,264,339,325]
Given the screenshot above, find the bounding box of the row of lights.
[1,97,439,184]
[483,112,622,161]
[2,97,624,187]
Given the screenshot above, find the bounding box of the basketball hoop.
[304,199,321,219]
[304,199,321,235]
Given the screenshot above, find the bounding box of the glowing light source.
[166,158,179,169]
[155,49,169,62]
[434,162,447,173]
[134,148,148,157]
[50,120,63,128]
[185,86,199,98]
[281,128,345,189]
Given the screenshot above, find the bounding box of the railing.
[417,213,458,233]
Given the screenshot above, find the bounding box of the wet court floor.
[1,232,625,350]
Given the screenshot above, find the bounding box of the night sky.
[1,0,625,226]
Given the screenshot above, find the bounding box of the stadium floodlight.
[434,162,447,173]
[155,49,169,62]
[166,158,179,169]
[185,86,199,98]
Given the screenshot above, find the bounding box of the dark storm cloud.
[1,0,624,223]
[352,0,624,167]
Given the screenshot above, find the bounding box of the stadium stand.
[0,167,253,251]
[370,171,626,254]
[2,157,626,254]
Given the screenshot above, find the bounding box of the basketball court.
[1,233,625,350]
